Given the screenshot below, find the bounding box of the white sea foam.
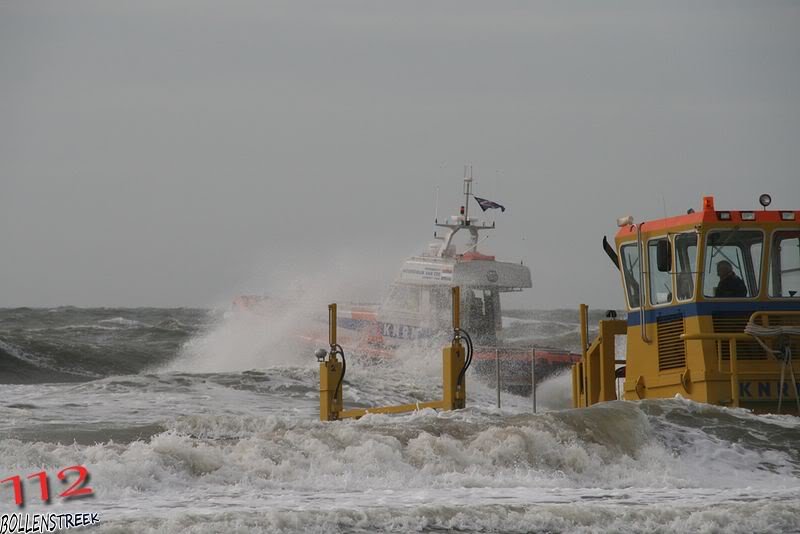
[535,369,574,411]
[2,306,799,533]
[2,397,799,533]
[98,316,151,328]
[88,500,800,534]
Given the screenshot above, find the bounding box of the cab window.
[620,243,641,309]
[769,230,800,298]
[703,229,763,298]
[648,238,673,305]
[675,233,698,301]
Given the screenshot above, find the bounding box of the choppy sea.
[1,307,799,533]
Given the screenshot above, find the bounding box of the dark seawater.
[0,307,213,383]
[1,307,799,533]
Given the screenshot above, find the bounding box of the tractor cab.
[574,195,800,414]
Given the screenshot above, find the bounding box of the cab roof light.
[617,215,634,227]
[703,196,715,211]
[741,211,756,221]
[717,211,732,221]
[781,211,796,221]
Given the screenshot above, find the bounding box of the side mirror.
[656,240,672,272]
[602,236,620,271]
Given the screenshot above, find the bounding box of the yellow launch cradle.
[319,286,470,421]
[572,195,800,414]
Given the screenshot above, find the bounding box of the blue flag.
[473,196,506,212]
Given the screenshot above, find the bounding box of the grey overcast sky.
[1,1,799,309]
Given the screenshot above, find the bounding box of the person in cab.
[714,260,747,298]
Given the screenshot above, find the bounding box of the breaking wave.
[2,307,799,533]
[2,398,799,533]
[0,308,206,383]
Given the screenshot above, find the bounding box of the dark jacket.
[715,274,747,298]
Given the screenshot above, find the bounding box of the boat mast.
[463,165,473,223]
[435,166,493,258]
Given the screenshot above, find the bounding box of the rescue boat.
[573,194,800,414]
[235,171,579,391]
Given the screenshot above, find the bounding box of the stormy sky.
[1,1,799,309]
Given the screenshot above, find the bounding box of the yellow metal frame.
[573,307,800,413]
[679,332,749,408]
[320,286,467,421]
[572,304,626,408]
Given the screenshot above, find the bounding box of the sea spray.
[169,256,390,373]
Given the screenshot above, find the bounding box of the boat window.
[462,288,497,344]
[430,287,451,312]
[385,284,420,311]
[703,229,763,298]
[769,230,800,298]
[675,233,698,301]
[648,238,673,305]
[620,243,641,309]
[422,287,454,328]
[752,240,763,290]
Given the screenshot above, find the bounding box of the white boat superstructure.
[380,167,531,346]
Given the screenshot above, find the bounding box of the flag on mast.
[473,196,506,212]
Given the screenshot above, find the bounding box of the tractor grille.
[768,313,800,328]
[657,313,686,371]
[712,312,765,360]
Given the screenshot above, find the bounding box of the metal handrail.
[681,333,751,341]
[749,310,800,325]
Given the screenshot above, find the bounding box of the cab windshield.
[703,229,763,298]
